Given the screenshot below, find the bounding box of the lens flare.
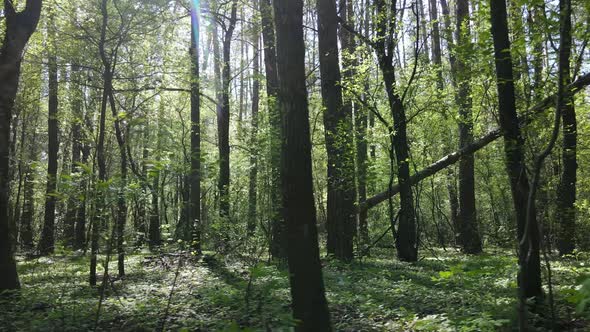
[191,0,200,48]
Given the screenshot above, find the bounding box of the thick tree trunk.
[189,6,202,251]
[260,0,286,260]
[39,12,59,256]
[217,1,238,219]
[455,0,482,254]
[0,0,42,292]
[317,0,356,261]
[273,0,332,329]
[556,0,576,256]
[489,0,542,300]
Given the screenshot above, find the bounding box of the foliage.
[1,250,588,331]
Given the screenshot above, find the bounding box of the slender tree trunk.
[39,11,59,256]
[374,0,418,262]
[317,0,356,261]
[64,65,83,247]
[260,0,286,260]
[273,0,332,328]
[556,0,576,256]
[455,0,482,254]
[247,11,261,236]
[429,0,442,89]
[217,1,238,219]
[352,0,370,246]
[489,0,542,300]
[74,119,91,251]
[0,0,42,292]
[91,0,111,286]
[190,5,202,251]
[20,132,38,251]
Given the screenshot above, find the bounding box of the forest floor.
[0,247,589,331]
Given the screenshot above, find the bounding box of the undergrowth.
[0,248,588,331]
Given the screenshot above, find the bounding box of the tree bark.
[273,0,332,329]
[556,0,576,256]
[317,0,356,261]
[0,0,42,292]
[489,0,542,300]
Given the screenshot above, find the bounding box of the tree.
[39,8,59,256]
[260,0,286,260]
[374,0,418,262]
[247,2,261,236]
[0,0,43,292]
[489,0,542,303]
[190,0,202,251]
[273,0,332,328]
[317,0,356,261]
[556,0,576,256]
[455,0,482,254]
[217,0,237,220]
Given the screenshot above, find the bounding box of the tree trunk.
[260,0,286,260]
[217,0,238,219]
[0,0,42,292]
[556,0,576,256]
[39,11,59,256]
[74,113,91,251]
[374,0,418,262]
[455,0,482,254]
[489,0,542,300]
[247,11,260,236]
[64,64,83,248]
[273,0,332,329]
[91,0,111,286]
[429,0,442,89]
[190,5,202,251]
[317,0,356,261]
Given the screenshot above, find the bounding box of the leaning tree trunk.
[273,0,332,329]
[317,0,356,261]
[0,0,42,292]
[489,0,542,302]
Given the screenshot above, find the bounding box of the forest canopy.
[1,0,590,330]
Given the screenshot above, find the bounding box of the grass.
[0,247,588,331]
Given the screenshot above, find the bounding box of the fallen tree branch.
[359,72,590,213]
